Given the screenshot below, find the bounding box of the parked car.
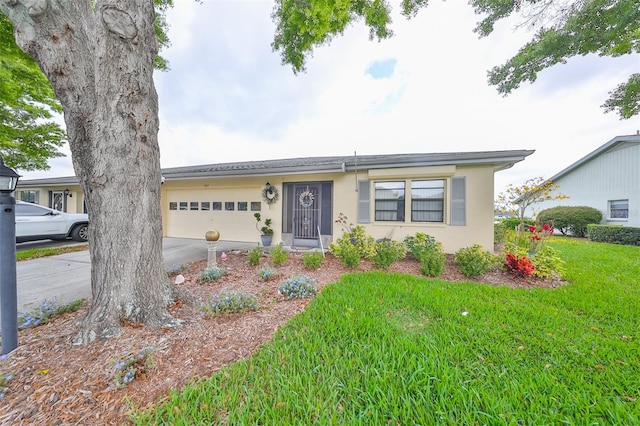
[15,201,89,243]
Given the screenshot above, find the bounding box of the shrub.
[371,239,407,270]
[588,224,640,246]
[340,242,360,268]
[494,222,507,244]
[454,244,498,277]
[417,243,446,277]
[278,275,318,300]
[198,266,227,283]
[500,217,535,232]
[504,253,535,278]
[258,265,277,280]
[270,245,289,266]
[247,246,263,266]
[328,224,376,260]
[404,232,438,258]
[198,289,258,316]
[531,246,565,279]
[537,206,602,237]
[302,251,324,269]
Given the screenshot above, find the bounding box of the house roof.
[17,149,534,187]
[547,134,640,182]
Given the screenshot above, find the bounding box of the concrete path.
[8,238,256,315]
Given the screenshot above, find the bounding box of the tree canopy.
[0,13,65,171]
[0,0,173,172]
[271,0,639,119]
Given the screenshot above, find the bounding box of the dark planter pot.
[261,235,273,247]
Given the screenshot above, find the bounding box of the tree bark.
[0,0,178,344]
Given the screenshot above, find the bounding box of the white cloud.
[21,0,638,199]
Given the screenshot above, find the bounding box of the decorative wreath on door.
[299,188,315,208]
[262,183,279,205]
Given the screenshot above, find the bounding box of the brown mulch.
[0,250,565,425]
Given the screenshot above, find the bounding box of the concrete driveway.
[8,238,256,316]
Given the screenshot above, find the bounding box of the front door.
[292,184,321,247]
[52,191,65,212]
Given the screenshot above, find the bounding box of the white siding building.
[536,134,640,227]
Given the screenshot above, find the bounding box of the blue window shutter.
[450,177,466,226]
[357,180,370,223]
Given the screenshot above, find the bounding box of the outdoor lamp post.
[0,157,20,355]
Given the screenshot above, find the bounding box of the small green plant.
[247,246,263,266]
[530,246,566,279]
[454,244,499,277]
[269,245,289,266]
[302,251,324,269]
[278,275,317,300]
[18,298,85,330]
[198,266,227,283]
[418,243,446,277]
[109,346,154,390]
[198,289,258,316]
[258,265,278,280]
[328,218,376,260]
[254,213,274,236]
[371,239,407,270]
[404,232,439,258]
[340,242,360,268]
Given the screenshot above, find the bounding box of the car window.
[15,203,52,216]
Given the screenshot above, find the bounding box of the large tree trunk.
[0,1,178,344]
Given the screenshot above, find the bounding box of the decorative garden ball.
[205,230,220,242]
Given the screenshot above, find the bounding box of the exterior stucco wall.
[160,165,496,253]
[535,143,640,227]
[14,185,85,213]
[352,166,495,253]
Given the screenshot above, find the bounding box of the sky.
[21,0,639,195]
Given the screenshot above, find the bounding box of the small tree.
[495,177,567,232]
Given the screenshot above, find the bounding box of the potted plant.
[254,212,273,247]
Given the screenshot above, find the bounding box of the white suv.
[15,201,89,243]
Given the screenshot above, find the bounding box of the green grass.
[16,244,88,261]
[132,239,640,425]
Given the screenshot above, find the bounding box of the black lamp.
[0,157,20,354]
[0,158,20,192]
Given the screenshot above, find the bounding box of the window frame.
[374,181,406,222]
[608,199,629,220]
[410,179,445,223]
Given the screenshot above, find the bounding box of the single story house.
[16,150,533,253]
[534,134,640,228]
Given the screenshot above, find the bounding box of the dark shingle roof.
[18,149,534,187]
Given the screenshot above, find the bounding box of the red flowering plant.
[504,253,536,278]
[527,222,553,254]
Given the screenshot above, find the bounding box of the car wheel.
[71,224,88,242]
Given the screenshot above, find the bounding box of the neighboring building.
[535,134,640,227]
[16,150,533,253]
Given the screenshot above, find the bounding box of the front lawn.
[132,239,640,424]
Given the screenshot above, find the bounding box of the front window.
[19,190,39,203]
[609,199,628,220]
[375,181,405,221]
[411,180,444,222]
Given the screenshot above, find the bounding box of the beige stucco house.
[16,150,533,253]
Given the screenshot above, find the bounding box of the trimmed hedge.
[587,224,640,246]
[537,206,602,237]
